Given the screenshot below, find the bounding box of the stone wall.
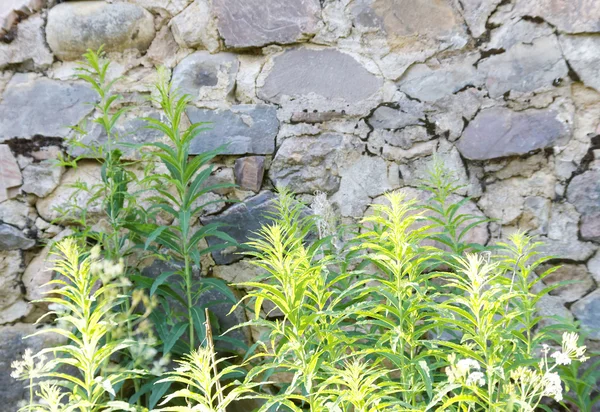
[1,0,600,407]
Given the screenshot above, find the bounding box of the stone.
[0,0,43,35]
[457,107,571,161]
[560,35,600,93]
[200,191,277,265]
[235,55,264,104]
[331,156,399,217]
[0,300,31,324]
[125,0,192,16]
[0,75,97,141]
[170,0,220,52]
[368,105,422,131]
[518,196,551,235]
[398,55,482,102]
[36,162,103,223]
[478,36,568,99]
[536,294,573,329]
[213,0,321,49]
[515,0,600,34]
[270,134,342,194]
[46,1,155,61]
[0,323,64,410]
[69,110,167,160]
[0,250,22,312]
[212,259,263,285]
[588,252,600,284]
[257,48,383,116]
[21,162,63,198]
[566,170,600,241]
[0,200,36,229]
[458,0,503,38]
[22,229,71,302]
[571,290,600,340]
[0,224,35,250]
[145,26,179,68]
[186,105,278,155]
[0,145,21,202]
[171,51,239,102]
[539,264,594,303]
[234,157,265,192]
[0,14,54,70]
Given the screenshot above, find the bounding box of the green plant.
[11,238,151,411]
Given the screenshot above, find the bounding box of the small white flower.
[551,351,571,366]
[542,371,563,402]
[466,371,486,387]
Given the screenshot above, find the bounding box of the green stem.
[185,255,195,349]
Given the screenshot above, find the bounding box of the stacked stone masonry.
[1,0,600,407]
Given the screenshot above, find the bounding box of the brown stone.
[234,156,265,192]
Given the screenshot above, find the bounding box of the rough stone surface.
[571,290,600,340]
[36,162,103,223]
[186,105,278,155]
[458,0,503,38]
[170,0,220,52]
[21,162,63,198]
[457,107,571,161]
[212,259,263,285]
[539,264,595,303]
[0,250,22,312]
[200,191,277,265]
[516,0,600,34]
[172,51,239,102]
[0,224,35,250]
[0,323,64,410]
[0,14,53,70]
[560,35,600,93]
[270,134,342,194]
[588,252,600,284]
[234,156,265,192]
[0,0,44,35]
[258,48,383,115]
[213,0,322,49]
[0,200,36,229]
[46,1,155,61]
[0,75,97,141]
[478,35,568,98]
[566,170,600,241]
[0,145,21,203]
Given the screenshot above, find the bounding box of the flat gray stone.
[560,35,600,92]
[0,14,53,70]
[0,224,35,250]
[0,145,21,203]
[1,0,44,35]
[258,48,382,104]
[21,162,62,198]
[200,191,277,265]
[571,290,600,340]
[172,51,239,101]
[458,0,503,38]
[478,35,568,98]
[213,0,321,49]
[186,105,278,155]
[457,107,571,160]
[46,1,155,61]
[270,134,342,194]
[516,0,600,34]
[0,74,97,141]
[566,170,600,242]
[539,263,594,303]
[369,105,422,130]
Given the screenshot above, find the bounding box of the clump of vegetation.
[12,49,597,412]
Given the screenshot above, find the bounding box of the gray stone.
[458,0,503,38]
[125,0,192,16]
[0,323,64,410]
[369,105,422,131]
[516,0,600,34]
[398,56,482,102]
[588,252,600,284]
[0,75,97,141]
[186,105,278,155]
[0,14,53,70]
[0,200,36,229]
[270,134,342,194]
[258,48,383,112]
[0,0,44,35]
[46,1,155,61]
[146,26,179,68]
[0,250,22,312]
[560,35,600,93]
[234,156,265,192]
[170,0,220,52]
[566,170,600,241]
[212,259,263,285]
[478,36,568,98]
[536,294,573,329]
[539,264,595,303]
[0,224,34,250]
[457,107,571,160]
[0,145,21,203]
[571,290,600,340]
[200,191,277,265]
[213,0,321,49]
[21,162,63,198]
[172,51,239,102]
[69,110,167,160]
